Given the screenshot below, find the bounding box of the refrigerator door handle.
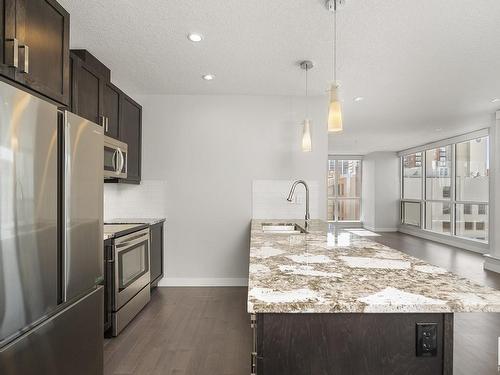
[62,114,70,302]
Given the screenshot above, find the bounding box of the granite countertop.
[105,218,166,226]
[248,219,500,314]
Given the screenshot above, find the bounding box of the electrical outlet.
[416,323,438,357]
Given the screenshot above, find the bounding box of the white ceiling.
[59,0,500,154]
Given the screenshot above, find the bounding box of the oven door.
[113,229,150,310]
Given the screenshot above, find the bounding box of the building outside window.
[400,134,489,243]
[328,157,362,222]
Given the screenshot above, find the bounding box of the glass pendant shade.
[328,83,343,132]
[302,119,312,152]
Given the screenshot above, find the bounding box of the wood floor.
[104,232,500,375]
[104,287,251,375]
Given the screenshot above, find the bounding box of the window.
[463,204,472,215]
[328,158,361,222]
[400,133,489,243]
[443,221,451,231]
[478,204,486,215]
[455,137,489,202]
[442,186,451,198]
[455,204,488,241]
[426,146,451,200]
[425,202,451,234]
[402,201,421,226]
[402,153,422,200]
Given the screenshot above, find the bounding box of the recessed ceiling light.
[491,98,500,103]
[353,96,364,102]
[202,74,215,81]
[187,33,203,42]
[435,128,442,132]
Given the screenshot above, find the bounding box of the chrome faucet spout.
[286,180,310,221]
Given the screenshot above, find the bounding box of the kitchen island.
[248,219,500,375]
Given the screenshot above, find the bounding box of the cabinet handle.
[105,117,109,133]
[5,38,19,68]
[18,45,29,73]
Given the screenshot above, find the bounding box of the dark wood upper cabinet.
[70,49,142,184]
[119,95,142,184]
[70,50,105,125]
[0,0,70,105]
[0,0,16,79]
[102,82,120,138]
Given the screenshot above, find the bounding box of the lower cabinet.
[150,222,164,288]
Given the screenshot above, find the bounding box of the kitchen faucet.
[286,180,310,221]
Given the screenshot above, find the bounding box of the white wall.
[252,180,319,219]
[362,152,400,231]
[105,95,328,285]
[485,112,500,272]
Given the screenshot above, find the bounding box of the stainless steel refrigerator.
[0,80,104,375]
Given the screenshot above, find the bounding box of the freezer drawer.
[0,287,104,375]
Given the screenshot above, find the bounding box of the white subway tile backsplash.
[252,180,319,219]
[103,180,167,221]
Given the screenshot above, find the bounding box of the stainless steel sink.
[261,223,307,234]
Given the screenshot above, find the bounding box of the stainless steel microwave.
[104,136,128,179]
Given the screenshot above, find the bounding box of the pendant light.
[327,0,343,133]
[300,60,313,152]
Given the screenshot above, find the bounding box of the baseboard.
[398,226,489,254]
[484,254,500,274]
[363,225,398,232]
[158,277,248,287]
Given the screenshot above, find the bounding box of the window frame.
[328,156,363,223]
[398,129,490,244]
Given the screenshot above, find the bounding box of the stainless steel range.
[104,224,151,336]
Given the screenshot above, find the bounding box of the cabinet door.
[102,82,120,138]
[1,0,18,80]
[119,95,142,183]
[71,55,103,125]
[150,223,164,287]
[15,0,70,105]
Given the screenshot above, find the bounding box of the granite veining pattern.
[247,219,500,313]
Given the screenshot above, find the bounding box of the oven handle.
[115,232,150,251]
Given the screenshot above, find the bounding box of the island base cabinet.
[253,313,453,375]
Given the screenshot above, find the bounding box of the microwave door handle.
[117,148,124,174]
[111,149,118,174]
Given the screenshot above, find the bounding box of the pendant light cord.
[333,0,337,83]
[305,65,309,117]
